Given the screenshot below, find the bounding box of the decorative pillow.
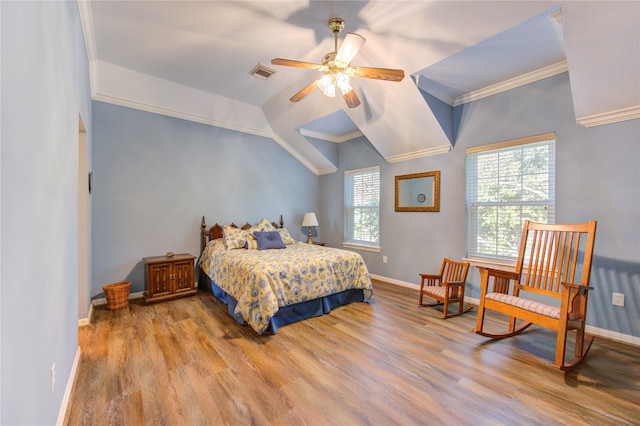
[278,228,296,245]
[253,231,286,250]
[249,218,277,235]
[244,239,259,250]
[223,225,248,249]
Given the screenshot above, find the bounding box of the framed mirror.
[395,171,440,212]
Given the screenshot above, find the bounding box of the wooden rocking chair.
[419,258,471,318]
[473,220,597,371]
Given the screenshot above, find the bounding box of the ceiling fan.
[271,18,405,108]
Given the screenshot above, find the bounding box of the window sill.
[342,242,381,253]
[462,257,516,271]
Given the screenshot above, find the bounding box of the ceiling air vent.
[249,63,277,80]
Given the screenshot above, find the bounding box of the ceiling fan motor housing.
[322,52,338,65]
[328,18,345,34]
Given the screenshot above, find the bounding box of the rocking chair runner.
[473,220,597,371]
[419,258,471,318]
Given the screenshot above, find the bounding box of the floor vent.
[249,63,277,80]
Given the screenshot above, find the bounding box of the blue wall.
[1,1,92,423]
[91,102,320,297]
[2,2,637,422]
[320,73,640,339]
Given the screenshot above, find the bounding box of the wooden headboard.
[200,215,284,253]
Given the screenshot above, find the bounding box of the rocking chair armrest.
[477,266,520,281]
[561,282,594,294]
[560,282,593,320]
[419,273,441,279]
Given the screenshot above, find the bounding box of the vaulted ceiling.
[79,1,639,175]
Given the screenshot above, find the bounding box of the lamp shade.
[302,212,319,227]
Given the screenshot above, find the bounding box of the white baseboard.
[91,290,145,306]
[77,291,143,326]
[78,302,93,328]
[56,346,81,426]
[371,274,639,347]
[370,274,418,289]
[585,326,640,347]
[77,280,199,326]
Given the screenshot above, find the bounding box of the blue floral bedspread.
[199,240,373,333]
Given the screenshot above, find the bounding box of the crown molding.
[454,60,568,106]
[92,92,274,139]
[316,166,339,175]
[78,0,97,62]
[414,75,456,106]
[576,105,640,128]
[385,144,452,163]
[78,1,101,97]
[415,61,569,107]
[269,134,325,176]
[299,128,363,143]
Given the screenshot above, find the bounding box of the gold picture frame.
[395,171,440,212]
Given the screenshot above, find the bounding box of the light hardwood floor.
[66,280,640,425]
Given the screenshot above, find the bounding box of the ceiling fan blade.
[343,90,361,108]
[349,66,405,82]
[336,33,366,64]
[290,79,320,102]
[271,58,323,71]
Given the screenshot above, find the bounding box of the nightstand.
[311,242,326,246]
[143,253,197,303]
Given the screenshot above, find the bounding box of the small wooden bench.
[473,220,597,371]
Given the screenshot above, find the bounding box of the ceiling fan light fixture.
[317,74,331,93]
[336,72,351,92]
[325,83,336,97]
[317,71,350,97]
[340,82,353,95]
[318,74,337,97]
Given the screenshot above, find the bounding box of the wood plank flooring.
[66,280,640,425]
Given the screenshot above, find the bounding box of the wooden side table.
[143,253,196,303]
[311,242,326,246]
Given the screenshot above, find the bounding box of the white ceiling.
[80,1,640,174]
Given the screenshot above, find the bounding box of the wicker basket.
[102,281,131,310]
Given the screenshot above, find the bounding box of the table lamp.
[302,212,319,244]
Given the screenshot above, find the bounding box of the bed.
[198,216,373,334]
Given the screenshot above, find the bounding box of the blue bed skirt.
[199,273,368,334]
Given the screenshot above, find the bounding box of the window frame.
[343,166,381,252]
[465,133,556,264]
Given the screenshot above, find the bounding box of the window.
[466,133,555,260]
[344,166,380,250]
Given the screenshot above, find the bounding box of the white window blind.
[466,133,556,260]
[344,166,380,247]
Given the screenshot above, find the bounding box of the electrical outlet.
[612,292,625,307]
[383,256,387,264]
[51,363,56,393]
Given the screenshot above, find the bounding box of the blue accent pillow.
[253,231,286,250]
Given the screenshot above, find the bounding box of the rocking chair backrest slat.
[515,221,596,298]
[442,259,468,283]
